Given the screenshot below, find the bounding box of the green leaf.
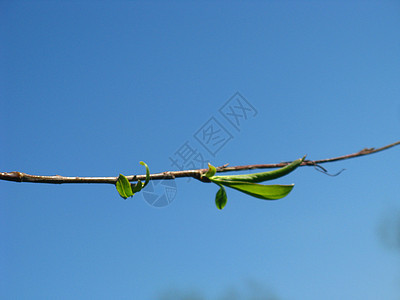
[215,185,228,210]
[116,174,134,199]
[140,161,150,188]
[131,180,143,193]
[210,178,294,200]
[212,155,305,183]
[204,163,217,178]
[128,162,151,195]
[115,162,150,199]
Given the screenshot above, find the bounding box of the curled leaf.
[116,174,134,199]
[215,185,228,210]
[116,162,151,199]
[130,162,151,193]
[140,161,150,188]
[131,180,143,193]
[204,163,217,178]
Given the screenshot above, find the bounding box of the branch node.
[162,172,175,179]
[360,147,375,154]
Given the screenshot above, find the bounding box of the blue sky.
[1,1,400,299]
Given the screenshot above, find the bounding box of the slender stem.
[1,140,399,184]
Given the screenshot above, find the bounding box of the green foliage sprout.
[115,157,305,209]
[204,156,306,210]
[116,161,150,199]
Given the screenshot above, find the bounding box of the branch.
[1,140,399,185]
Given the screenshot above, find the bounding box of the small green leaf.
[140,161,150,188]
[215,185,228,210]
[211,178,294,200]
[205,163,217,178]
[116,174,134,199]
[131,180,143,193]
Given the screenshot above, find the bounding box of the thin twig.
[1,140,399,185]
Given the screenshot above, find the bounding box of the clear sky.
[1,1,400,299]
